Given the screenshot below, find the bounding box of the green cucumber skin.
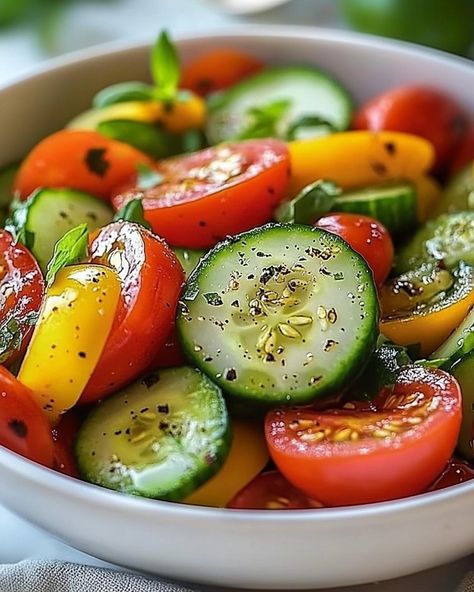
[431,306,474,365]
[177,223,378,408]
[450,351,474,461]
[173,247,206,278]
[432,163,474,217]
[395,211,474,274]
[206,66,353,144]
[22,188,112,272]
[334,182,417,235]
[75,367,231,501]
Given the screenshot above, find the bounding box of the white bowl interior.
[0,27,473,590]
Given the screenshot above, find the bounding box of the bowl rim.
[0,24,473,522]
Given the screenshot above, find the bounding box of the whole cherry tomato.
[181,49,263,97]
[314,213,394,286]
[353,86,468,172]
[0,366,54,467]
[266,366,462,506]
[0,230,44,366]
[112,139,290,249]
[427,458,474,492]
[448,122,474,176]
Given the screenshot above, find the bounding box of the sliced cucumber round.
[173,247,206,278]
[7,188,112,272]
[433,162,474,217]
[177,223,378,407]
[206,66,353,144]
[334,181,417,235]
[451,351,474,461]
[431,306,474,366]
[396,211,474,274]
[76,366,230,501]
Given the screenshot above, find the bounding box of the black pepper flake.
[78,351,87,358]
[225,368,237,381]
[84,147,110,177]
[230,300,239,307]
[59,211,68,220]
[157,404,169,414]
[370,161,387,176]
[159,421,169,430]
[114,430,122,436]
[140,407,149,413]
[384,142,396,156]
[8,419,28,439]
[141,372,160,388]
[203,292,223,306]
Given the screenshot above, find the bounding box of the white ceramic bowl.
[0,26,473,590]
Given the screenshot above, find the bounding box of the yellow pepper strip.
[288,131,440,222]
[381,289,474,357]
[68,95,206,135]
[184,419,269,508]
[18,264,121,424]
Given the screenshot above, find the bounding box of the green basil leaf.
[238,99,291,140]
[275,180,341,224]
[4,193,36,248]
[0,317,22,365]
[287,115,336,141]
[113,198,151,230]
[45,224,89,287]
[136,163,164,191]
[150,30,180,102]
[93,81,155,108]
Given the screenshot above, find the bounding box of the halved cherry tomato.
[0,230,44,366]
[112,140,290,249]
[14,130,151,201]
[449,122,474,176]
[0,366,54,467]
[228,471,323,510]
[181,49,263,97]
[52,409,84,477]
[266,366,462,506]
[314,213,394,286]
[80,222,184,402]
[150,326,186,369]
[427,458,474,492]
[353,86,468,172]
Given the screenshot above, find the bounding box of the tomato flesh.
[14,130,151,200]
[112,139,290,249]
[0,366,54,467]
[266,366,462,506]
[52,409,84,477]
[353,86,468,172]
[80,222,184,402]
[314,213,394,286]
[228,471,323,510]
[0,230,44,366]
[427,458,474,492]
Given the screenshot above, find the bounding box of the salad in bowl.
[0,31,473,516]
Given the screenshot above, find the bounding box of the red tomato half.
[150,326,186,369]
[427,458,474,492]
[353,86,468,172]
[52,410,84,477]
[266,366,462,506]
[181,49,263,96]
[80,222,184,403]
[0,366,54,467]
[448,121,474,176]
[0,230,44,366]
[314,213,394,286]
[112,140,290,248]
[14,130,151,201]
[228,471,323,510]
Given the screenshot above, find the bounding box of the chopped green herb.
[93,81,155,108]
[45,224,89,286]
[203,292,223,306]
[238,99,290,140]
[4,194,36,248]
[151,30,180,102]
[275,180,341,224]
[287,115,336,140]
[136,163,164,191]
[113,198,151,230]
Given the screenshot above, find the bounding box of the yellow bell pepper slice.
[68,94,206,135]
[18,264,121,423]
[288,131,441,222]
[184,419,269,507]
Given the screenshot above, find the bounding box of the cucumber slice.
[450,351,474,461]
[76,366,230,501]
[334,181,417,235]
[431,306,474,365]
[206,66,353,144]
[7,188,112,272]
[93,81,155,108]
[177,223,378,407]
[433,162,474,217]
[173,247,206,278]
[395,211,474,274]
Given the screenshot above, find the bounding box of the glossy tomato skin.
[181,49,263,97]
[266,367,462,506]
[112,139,290,249]
[0,366,54,467]
[448,121,474,175]
[0,230,44,366]
[228,471,323,510]
[427,458,474,492]
[353,86,468,172]
[14,130,151,201]
[314,213,394,286]
[150,325,186,369]
[52,409,84,478]
[80,222,185,403]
